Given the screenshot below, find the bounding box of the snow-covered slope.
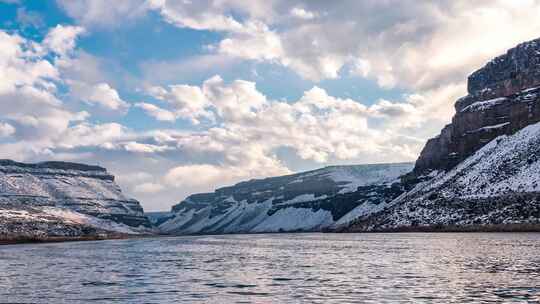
[343,122,540,232]
[160,163,413,234]
[0,160,152,242]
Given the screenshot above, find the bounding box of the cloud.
[164,164,227,188]
[116,171,153,185]
[54,1,540,88]
[0,28,90,149]
[56,49,132,116]
[133,182,165,194]
[1,88,87,142]
[145,82,212,124]
[0,122,15,137]
[217,21,284,62]
[138,76,429,167]
[57,51,110,84]
[147,0,246,32]
[141,75,269,124]
[43,25,85,57]
[68,81,130,111]
[163,160,288,191]
[123,141,171,153]
[348,1,540,90]
[369,99,416,118]
[290,7,316,20]
[130,0,540,158]
[139,54,240,84]
[56,0,149,27]
[133,0,540,89]
[0,31,56,95]
[135,102,176,122]
[57,122,130,149]
[16,7,45,29]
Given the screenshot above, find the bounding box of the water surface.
[2,233,540,303]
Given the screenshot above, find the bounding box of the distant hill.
[159,163,414,234]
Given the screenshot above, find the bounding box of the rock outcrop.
[160,163,413,234]
[0,160,152,242]
[414,38,540,175]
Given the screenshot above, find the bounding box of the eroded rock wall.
[414,38,540,175]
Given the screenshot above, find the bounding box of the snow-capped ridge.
[0,159,152,241]
[0,159,113,181]
[161,162,414,235]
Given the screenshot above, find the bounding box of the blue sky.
[1,0,538,210]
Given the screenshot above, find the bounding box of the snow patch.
[466,122,509,134]
[325,164,411,194]
[460,97,507,113]
[41,207,144,234]
[252,207,334,232]
[278,193,327,205]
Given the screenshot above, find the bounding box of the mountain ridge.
[160,163,414,234]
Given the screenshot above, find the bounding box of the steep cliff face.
[414,38,540,175]
[160,163,413,234]
[0,160,152,241]
[343,122,540,232]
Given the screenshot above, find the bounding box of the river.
[2,233,540,303]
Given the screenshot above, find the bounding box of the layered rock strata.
[414,38,540,175]
[0,160,152,242]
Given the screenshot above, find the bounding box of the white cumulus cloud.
[134,182,165,194]
[69,81,130,111]
[43,24,85,56]
[0,122,15,137]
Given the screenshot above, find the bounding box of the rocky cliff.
[0,160,152,242]
[414,38,540,175]
[160,163,413,234]
[342,122,540,232]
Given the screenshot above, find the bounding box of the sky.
[1,0,540,211]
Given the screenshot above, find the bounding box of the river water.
[1,233,540,303]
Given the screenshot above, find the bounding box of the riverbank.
[0,233,162,245]
[5,223,540,245]
[333,223,540,233]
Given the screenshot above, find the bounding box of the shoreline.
[0,233,164,246]
[3,223,540,246]
[333,223,540,233]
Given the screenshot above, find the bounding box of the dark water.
[2,233,540,303]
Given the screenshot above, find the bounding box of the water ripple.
[1,233,540,303]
